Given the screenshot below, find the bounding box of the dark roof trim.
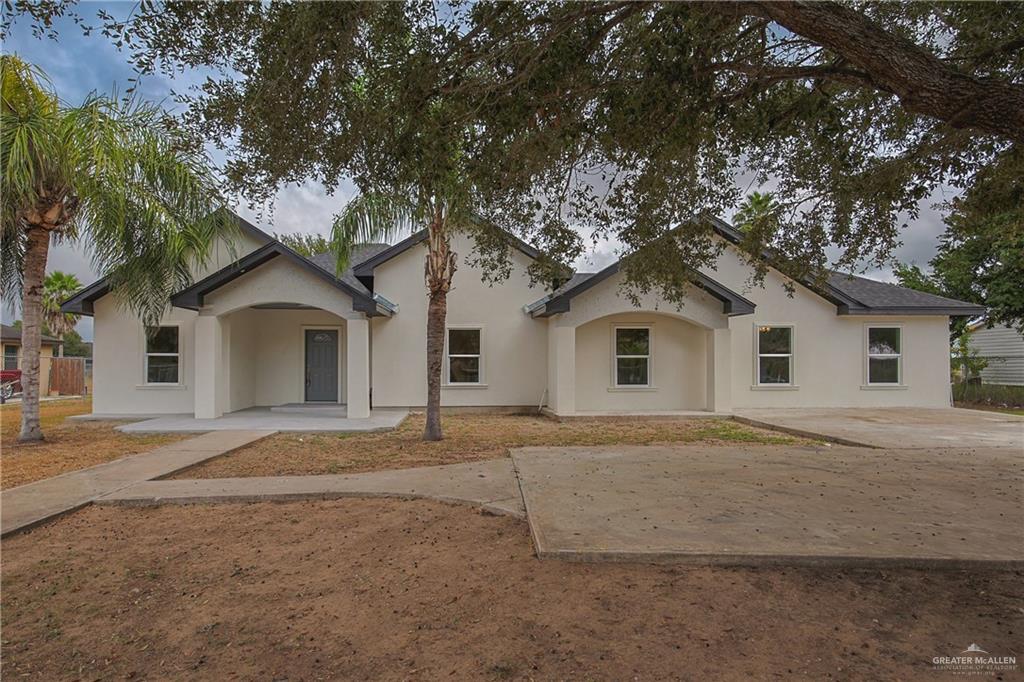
[352,217,543,278]
[704,215,861,310]
[169,241,390,316]
[529,260,756,318]
[704,215,984,316]
[60,211,276,317]
[838,305,988,317]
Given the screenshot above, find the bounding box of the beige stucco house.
[2,323,63,397]
[63,214,984,419]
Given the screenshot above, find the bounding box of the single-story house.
[2,323,64,395]
[63,214,985,419]
[967,320,1024,386]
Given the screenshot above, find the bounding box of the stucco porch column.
[706,327,732,413]
[194,310,223,419]
[346,317,370,418]
[548,322,576,416]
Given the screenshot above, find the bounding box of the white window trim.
[444,325,486,387]
[612,324,653,389]
[864,324,904,387]
[141,323,183,387]
[753,323,797,388]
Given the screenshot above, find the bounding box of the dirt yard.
[2,499,1019,680]
[1,399,185,489]
[174,413,801,478]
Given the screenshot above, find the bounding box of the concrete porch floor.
[115,406,409,433]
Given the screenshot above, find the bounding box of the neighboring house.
[967,321,1024,386]
[1,323,64,395]
[63,214,985,418]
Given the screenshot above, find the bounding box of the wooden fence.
[48,356,86,396]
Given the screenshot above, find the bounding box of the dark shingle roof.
[826,272,984,314]
[308,244,391,297]
[1,323,61,344]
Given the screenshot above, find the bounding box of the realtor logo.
[932,643,1017,676]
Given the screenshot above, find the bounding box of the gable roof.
[0,323,62,345]
[351,219,542,280]
[527,215,986,319]
[706,216,985,317]
[62,212,275,316]
[169,241,394,316]
[526,260,757,318]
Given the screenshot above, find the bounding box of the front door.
[304,329,339,402]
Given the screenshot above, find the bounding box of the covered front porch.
[192,303,372,420]
[168,241,393,421]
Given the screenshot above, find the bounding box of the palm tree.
[734,191,780,233]
[42,271,82,354]
[1,55,233,442]
[332,190,467,441]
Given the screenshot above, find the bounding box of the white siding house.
[969,322,1024,386]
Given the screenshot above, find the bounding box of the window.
[615,327,650,386]
[144,326,180,384]
[867,326,901,384]
[757,326,793,385]
[3,345,18,371]
[447,328,481,384]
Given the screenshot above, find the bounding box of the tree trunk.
[19,226,51,442]
[422,207,457,442]
[424,288,447,441]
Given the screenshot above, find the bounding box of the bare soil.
[3,500,1019,680]
[175,413,801,478]
[1,399,186,489]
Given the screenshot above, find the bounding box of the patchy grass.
[957,403,1024,417]
[175,413,803,479]
[1,398,186,489]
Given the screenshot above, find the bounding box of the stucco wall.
[370,231,551,408]
[91,296,199,414]
[225,307,348,409]
[707,244,952,408]
[90,231,265,415]
[574,312,707,412]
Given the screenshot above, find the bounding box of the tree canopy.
[8,2,1022,311]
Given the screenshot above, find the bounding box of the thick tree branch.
[724,1,1024,144]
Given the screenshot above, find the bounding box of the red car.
[1,368,22,401]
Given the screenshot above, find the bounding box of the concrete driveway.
[734,407,1023,449]
[512,444,1023,567]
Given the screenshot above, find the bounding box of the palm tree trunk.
[423,207,456,442]
[424,289,446,441]
[19,226,51,442]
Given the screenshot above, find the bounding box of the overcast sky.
[3,4,952,341]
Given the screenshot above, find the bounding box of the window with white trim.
[447,328,481,384]
[144,325,180,384]
[3,344,18,371]
[757,326,793,385]
[614,327,650,386]
[867,326,901,384]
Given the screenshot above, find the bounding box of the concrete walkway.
[97,459,525,518]
[115,407,408,433]
[734,407,1024,449]
[1,430,275,536]
[512,444,1024,568]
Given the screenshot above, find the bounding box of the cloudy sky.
[3,3,953,341]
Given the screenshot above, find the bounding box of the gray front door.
[304,329,339,402]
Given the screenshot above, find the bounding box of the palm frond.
[330,191,424,274]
